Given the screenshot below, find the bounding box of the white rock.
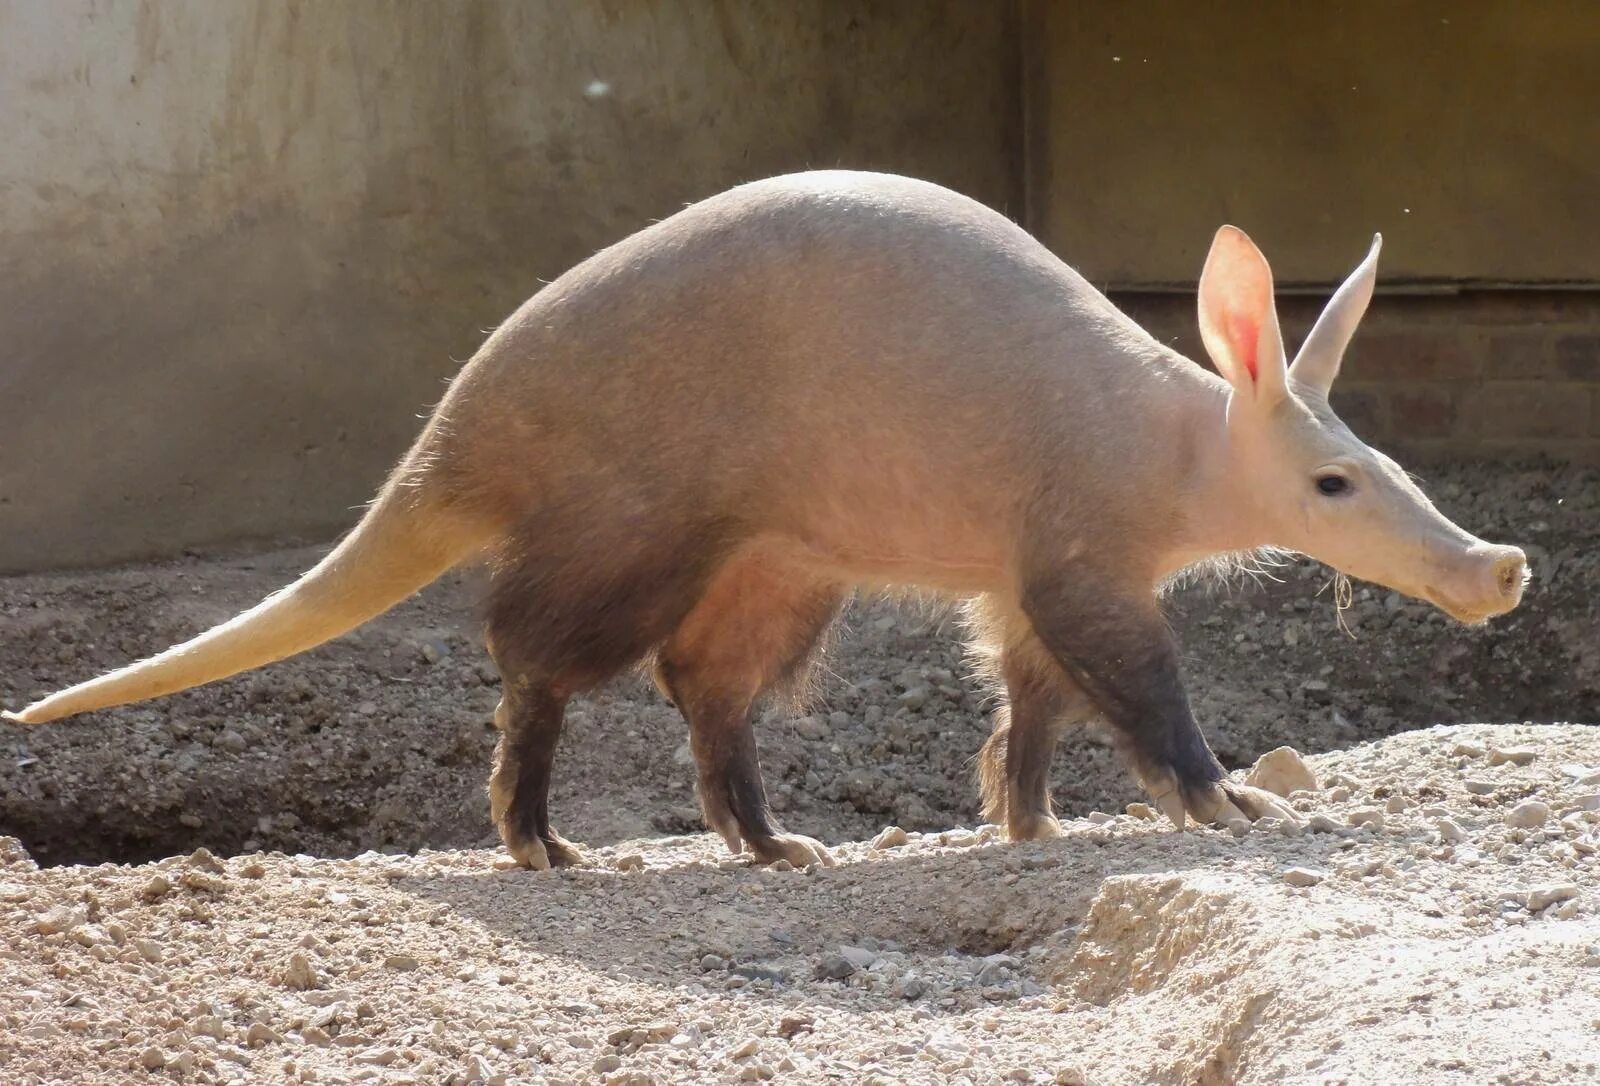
[1488,747,1537,766]
[282,951,321,991]
[1347,808,1385,830]
[1525,884,1579,911]
[1245,746,1319,797]
[1505,800,1550,829]
[871,826,909,850]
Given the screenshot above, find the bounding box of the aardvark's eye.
[1315,474,1350,497]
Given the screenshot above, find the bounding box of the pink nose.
[1487,546,1528,604]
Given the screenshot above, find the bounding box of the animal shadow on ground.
[397,821,1430,1018]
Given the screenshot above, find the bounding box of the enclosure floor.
[3,723,1598,1084]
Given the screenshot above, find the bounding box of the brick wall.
[1114,292,1600,464]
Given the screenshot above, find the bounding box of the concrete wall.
[0,0,1021,572]
[1024,1,1600,287]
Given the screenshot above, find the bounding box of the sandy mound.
[3,724,1597,1085]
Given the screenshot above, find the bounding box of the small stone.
[461,1054,502,1086]
[140,875,173,901]
[1347,807,1385,830]
[1245,746,1319,797]
[1087,811,1115,825]
[699,954,727,972]
[728,1038,761,1060]
[1505,800,1550,829]
[1464,779,1498,796]
[793,715,831,741]
[34,904,86,935]
[1125,803,1156,821]
[245,1022,282,1047]
[838,945,878,970]
[776,1015,813,1039]
[355,1048,400,1066]
[384,955,420,972]
[1525,884,1579,911]
[133,938,164,964]
[1488,747,1537,767]
[1283,867,1327,887]
[614,854,645,872]
[871,826,909,850]
[140,1047,166,1070]
[1225,819,1251,838]
[1452,741,1487,758]
[282,951,321,990]
[592,1055,622,1073]
[814,953,855,980]
[898,976,929,1000]
[1308,814,1343,834]
[1328,786,1351,803]
[1384,796,1409,814]
[1435,818,1467,843]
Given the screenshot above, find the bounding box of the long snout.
[1426,543,1528,624]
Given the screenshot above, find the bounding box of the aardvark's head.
[1194,226,1527,625]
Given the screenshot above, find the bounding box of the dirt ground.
[0,460,1596,1084]
[3,723,1598,1085]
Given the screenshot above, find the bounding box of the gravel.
[0,724,1597,1084]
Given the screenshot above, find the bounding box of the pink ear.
[1225,312,1261,382]
[1197,226,1286,403]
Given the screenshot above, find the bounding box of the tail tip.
[3,707,40,725]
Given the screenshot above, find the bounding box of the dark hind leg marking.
[482,511,730,869]
[486,677,584,869]
[655,546,843,866]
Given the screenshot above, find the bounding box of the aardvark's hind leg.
[974,603,1097,842]
[655,547,843,867]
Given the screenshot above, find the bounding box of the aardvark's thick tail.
[3,486,483,724]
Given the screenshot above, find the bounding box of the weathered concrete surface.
[1025,1,1600,287]
[0,1,1020,571]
